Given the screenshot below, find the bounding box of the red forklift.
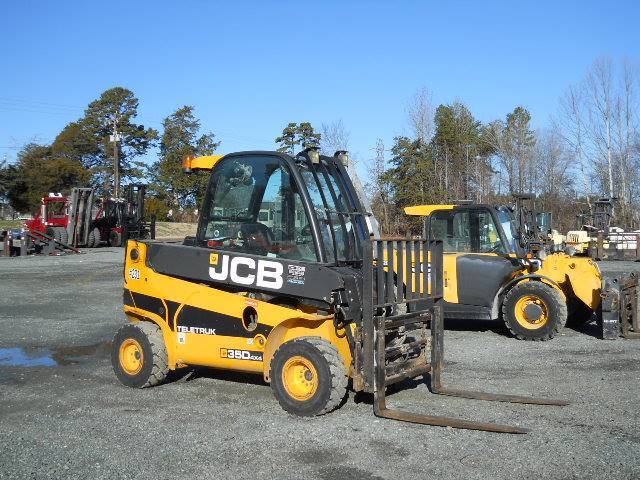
[25,193,73,244]
[24,185,155,249]
[91,184,156,247]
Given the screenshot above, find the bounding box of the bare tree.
[407,87,435,143]
[320,119,350,156]
[366,139,392,234]
[585,57,616,198]
[534,129,573,196]
[613,60,638,224]
[554,83,593,212]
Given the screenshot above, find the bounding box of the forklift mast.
[124,183,146,224]
[512,193,545,253]
[67,188,95,247]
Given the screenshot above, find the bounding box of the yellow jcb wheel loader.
[112,148,567,434]
[405,199,632,341]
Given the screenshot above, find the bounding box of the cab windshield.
[496,207,518,252]
[197,155,319,262]
[46,201,67,219]
[297,158,359,264]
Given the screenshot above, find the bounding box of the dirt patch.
[154,221,197,240]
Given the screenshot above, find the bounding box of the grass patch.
[0,219,23,230]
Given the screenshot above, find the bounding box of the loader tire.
[270,336,347,417]
[87,228,100,248]
[502,281,567,341]
[112,322,169,388]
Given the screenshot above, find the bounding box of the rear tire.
[502,282,567,341]
[111,322,169,388]
[87,228,100,248]
[270,336,347,416]
[109,230,122,247]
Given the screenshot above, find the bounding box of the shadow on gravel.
[353,374,429,406]
[568,320,602,339]
[185,366,267,386]
[444,317,507,335]
[445,315,606,340]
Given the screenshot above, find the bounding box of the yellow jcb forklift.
[111,148,566,434]
[405,199,624,341]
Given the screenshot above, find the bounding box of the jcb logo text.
[209,254,283,289]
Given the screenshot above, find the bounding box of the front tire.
[502,282,567,341]
[270,337,347,416]
[87,227,100,248]
[112,322,169,388]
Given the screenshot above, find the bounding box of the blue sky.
[1,1,638,173]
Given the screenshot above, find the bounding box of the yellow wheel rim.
[119,338,144,375]
[514,295,549,330]
[281,355,318,401]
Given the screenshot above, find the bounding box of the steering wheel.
[300,224,312,237]
[486,243,503,254]
[240,222,274,255]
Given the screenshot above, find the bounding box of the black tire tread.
[87,228,97,248]
[502,281,567,341]
[271,336,347,416]
[136,322,169,387]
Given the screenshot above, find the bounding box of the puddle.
[0,347,57,367]
[0,341,111,367]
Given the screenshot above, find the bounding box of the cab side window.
[431,209,505,254]
[431,211,471,253]
[477,211,505,253]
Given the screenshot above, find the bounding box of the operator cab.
[42,196,69,227]
[423,204,524,257]
[195,150,369,267]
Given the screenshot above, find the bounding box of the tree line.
[0,87,218,221]
[369,57,640,234]
[1,56,638,232]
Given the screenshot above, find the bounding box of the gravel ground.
[1,250,639,480]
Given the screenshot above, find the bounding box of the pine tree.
[148,106,219,211]
[275,122,321,154]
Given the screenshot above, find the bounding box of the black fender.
[490,274,563,320]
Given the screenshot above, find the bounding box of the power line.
[0,97,85,109]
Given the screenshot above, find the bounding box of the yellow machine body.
[122,241,352,382]
[406,204,603,316]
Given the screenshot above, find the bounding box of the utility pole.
[110,114,121,198]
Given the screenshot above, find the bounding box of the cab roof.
[404,205,456,216]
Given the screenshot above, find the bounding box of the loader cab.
[408,204,523,319]
[425,204,521,256]
[42,196,69,228]
[196,150,369,267]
